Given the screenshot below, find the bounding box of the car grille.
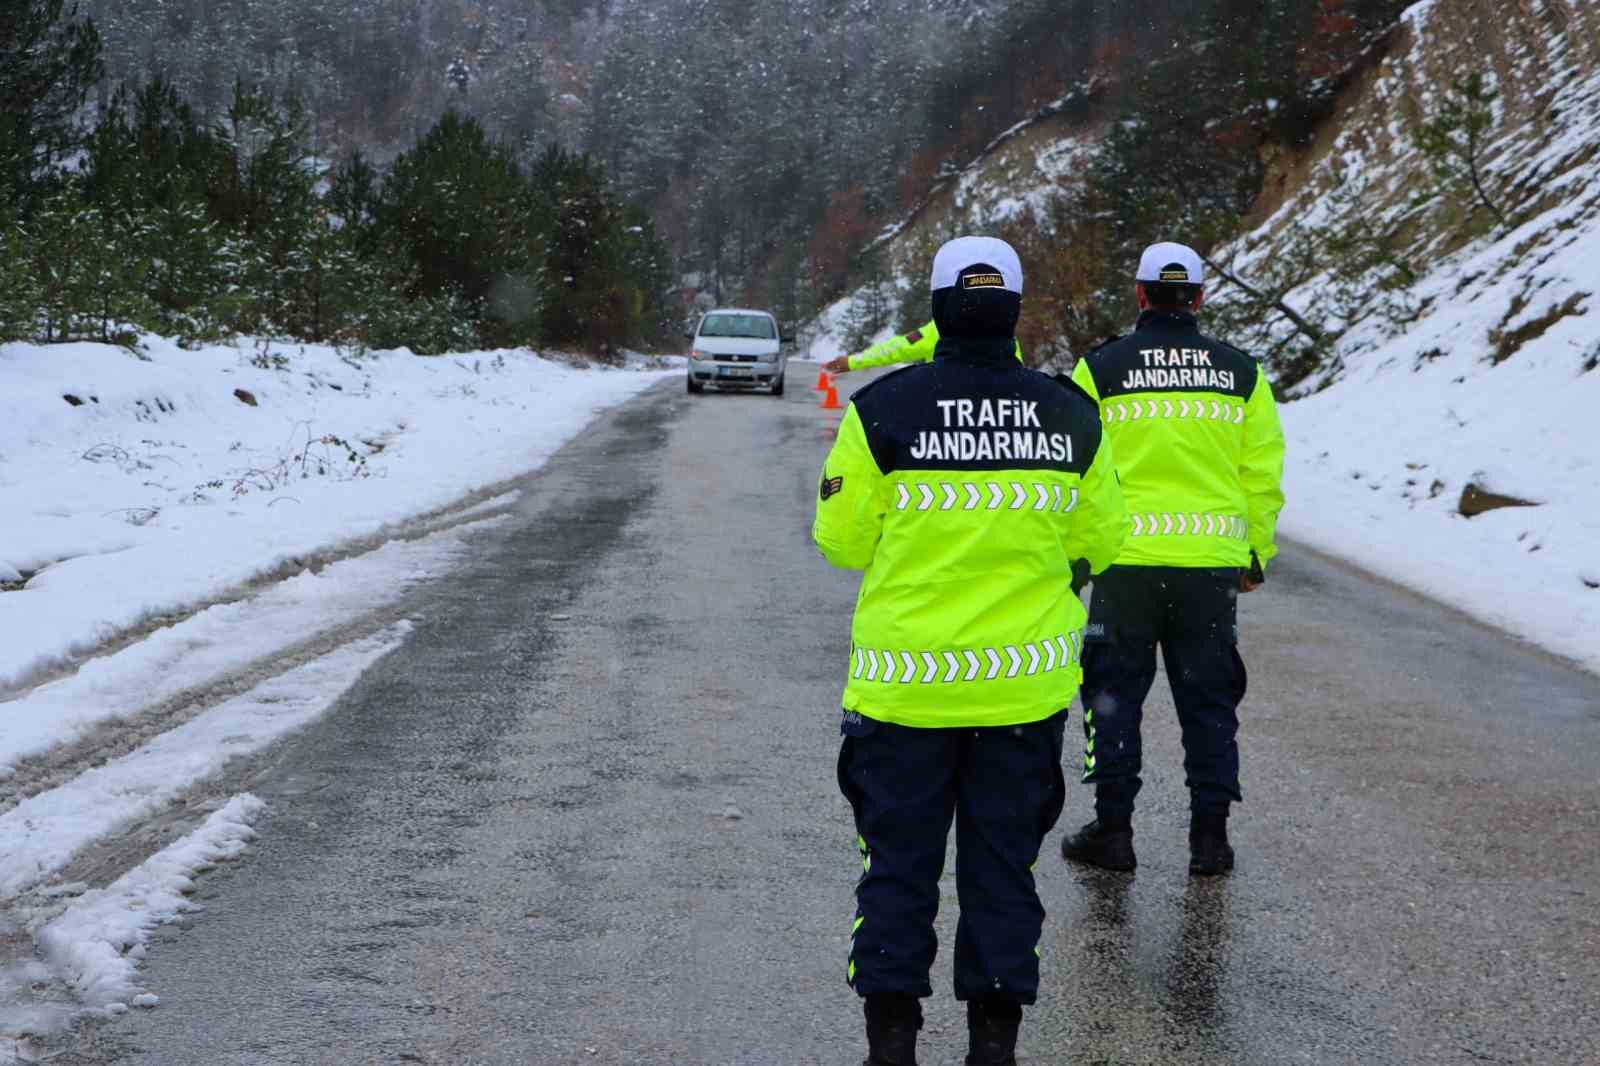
[721,354,759,362]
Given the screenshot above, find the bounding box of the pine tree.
[379,110,527,317]
[0,223,43,343]
[28,185,157,345]
[0,1,104,210]
[1413,72,1508,232]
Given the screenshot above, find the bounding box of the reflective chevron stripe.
[893,481,1082,513]
[851,633,1084,685]
[1128,512,1248,539]
[1082,705,1098,779]
[1105,397,1244,424]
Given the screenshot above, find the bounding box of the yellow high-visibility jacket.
[1071,310,1285,572]
[815,337,1129,728]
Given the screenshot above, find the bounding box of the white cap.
[1135,242,1204,285]
[930,236,1024,295]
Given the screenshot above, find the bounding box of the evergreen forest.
[3,0,1414,355]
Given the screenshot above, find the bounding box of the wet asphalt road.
[64,369,1600,1065]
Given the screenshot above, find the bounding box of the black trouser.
[837,710,1067,1005]
[1079,566,1248,820]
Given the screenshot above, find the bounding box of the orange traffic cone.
[820,381,842,410]
[814,368,832,391]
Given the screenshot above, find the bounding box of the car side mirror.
[683,331,695,341]
[781,334,796,345]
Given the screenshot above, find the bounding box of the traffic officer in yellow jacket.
[822,320,1022,374]
[814,236,1129,1066]
[1060,241,1286,877]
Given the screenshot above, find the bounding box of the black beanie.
[931,263,1021,339]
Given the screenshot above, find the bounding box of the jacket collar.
[1135,309,1200,334]
[932,335,1016,366]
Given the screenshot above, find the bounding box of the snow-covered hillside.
[810,0,1599,672]
[1217,0,1599,670]
[805,91,1105,367]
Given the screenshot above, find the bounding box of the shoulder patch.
[819,473,843,501]
[904,329,923,345]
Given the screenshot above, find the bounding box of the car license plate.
[720,366,752,378]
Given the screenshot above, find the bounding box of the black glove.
[1070,558,1092,595]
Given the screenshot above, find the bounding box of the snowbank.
[1277,212,1599,672]
[0,336,675,693]
[0,625,407,900]
[1223,0,1600,673]
[35,794,266,1013]
[0,519,499,778]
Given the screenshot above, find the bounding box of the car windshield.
[699,313,776,339]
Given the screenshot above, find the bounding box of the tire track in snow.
[0,478,527,705]
[0,509,514,819]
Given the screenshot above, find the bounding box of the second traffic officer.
[1061,241,1286,876]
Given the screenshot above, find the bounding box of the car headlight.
[691,349,705,360]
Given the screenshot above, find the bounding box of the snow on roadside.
[1219,0,1600,674]
[34,793,265,1014]
[0,624,408,901]
[0,336,675,693]
[804,293,891,365]
[0,516,504,779]
[1276,212,1600,673]
[804,277,921,366]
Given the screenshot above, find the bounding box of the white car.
[686,309,793,396]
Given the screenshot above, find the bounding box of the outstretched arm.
[824,323,939,374]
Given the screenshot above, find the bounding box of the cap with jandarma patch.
[1135,241,1205,285]
[930,236,1024,295]
[929,235,1025,340]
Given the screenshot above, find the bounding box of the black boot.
[1060,817,1135,871]
[862,994,921,1066]
[965,997,1021,1066]
[1189,813,1234,876]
